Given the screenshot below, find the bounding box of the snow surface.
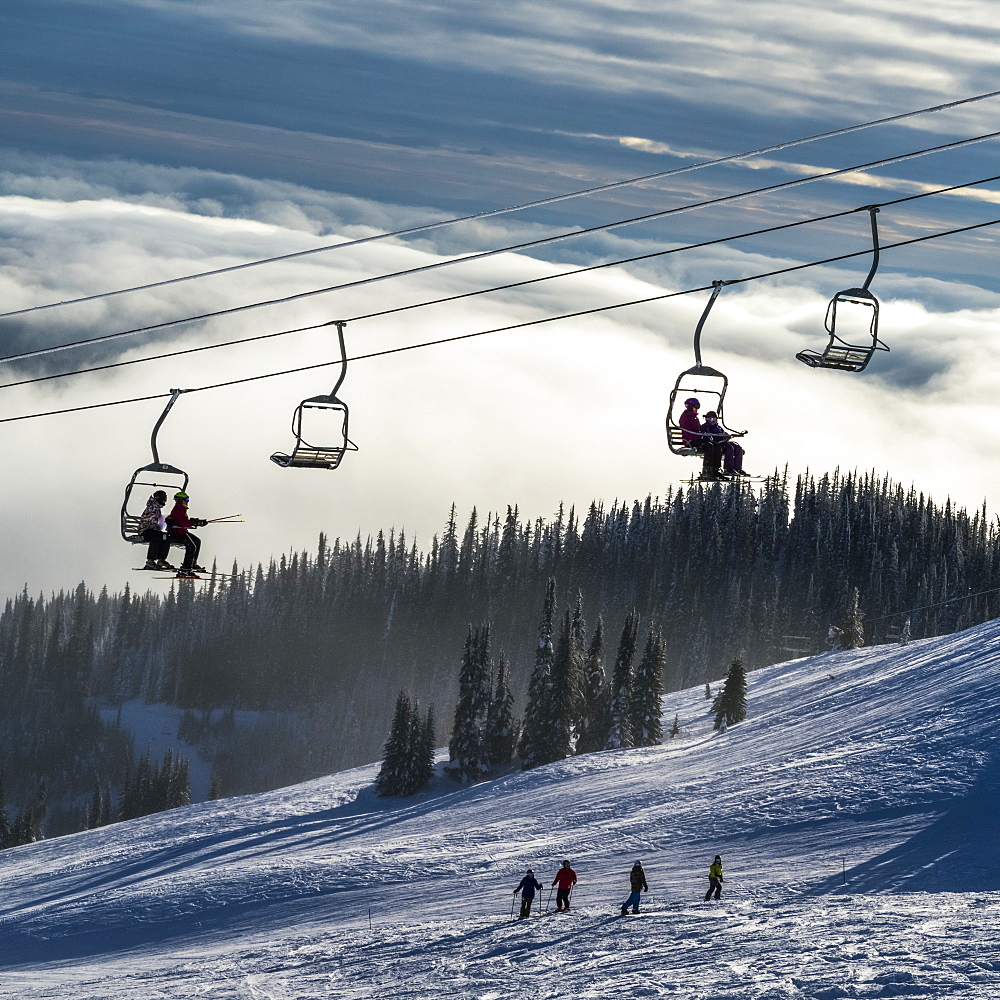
[2,622,999,998]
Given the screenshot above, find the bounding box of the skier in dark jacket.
[702,412,748,477]
[621,861,648,914]
[166,491,208,577]
[514,869,542,919]
[704,855,724,901]
[551,860,577,912]
[137,490,173,570]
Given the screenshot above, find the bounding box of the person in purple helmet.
[678,398,725,480]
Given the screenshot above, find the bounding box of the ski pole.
[511,893,517,920]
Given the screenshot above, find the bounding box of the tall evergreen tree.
[484,652,518,765]
[630,628,665,746]
[446,625,491,783]
[605,611,639,750]
[899,617,912,646]
[577,618,608,753]
[713,659,747,731]
[519,578,557,769]
[376,691,413,797]
[546,610,582,761]
[842,588,865,649]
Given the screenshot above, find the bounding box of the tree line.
[2,468,998,831]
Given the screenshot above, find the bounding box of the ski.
[142,573,237,582]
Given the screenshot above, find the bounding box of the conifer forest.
[2,468,999,836]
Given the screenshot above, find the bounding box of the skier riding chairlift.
[121,389,190,545]
[665,282,747,480]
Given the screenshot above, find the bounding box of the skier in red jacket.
[551,860,578,912]
[166,491,208,577]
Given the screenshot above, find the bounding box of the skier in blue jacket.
[514,869,543,919]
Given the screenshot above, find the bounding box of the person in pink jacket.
[678,398,724,479]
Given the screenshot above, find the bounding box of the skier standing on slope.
[621,861,648,914]
[514,869,542,919]
[704,855,724,901]
[551,860,577,912]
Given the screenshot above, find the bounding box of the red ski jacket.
[167,501,193,537]
[552,867,577,889]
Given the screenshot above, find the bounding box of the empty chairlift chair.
[796,206,890,374]
[270,320,358,470]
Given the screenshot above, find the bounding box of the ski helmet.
[153,490,167,502]
[562,860,570,866]
[684,397,700,408]
[174,491,189,500]
[714,855,722,862]
[526,868,533,873]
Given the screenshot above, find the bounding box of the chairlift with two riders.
[666,281,747,464]
[120,388,189,543]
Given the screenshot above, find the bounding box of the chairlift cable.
[4,88,1000,321]
[3,128,1000,367]
[8,172,998,393]
[3,214,999,427]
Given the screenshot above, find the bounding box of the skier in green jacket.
[704,855,724,901]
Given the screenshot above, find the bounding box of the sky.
[3,1,1000,599]
[0,620,998,995]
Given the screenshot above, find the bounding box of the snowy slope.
[1,622,999,998]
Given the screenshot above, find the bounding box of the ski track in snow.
[0,622,999,997]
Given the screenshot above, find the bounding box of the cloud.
[3,153,1000,602]
[113,0,1000,125]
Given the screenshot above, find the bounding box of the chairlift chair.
[796,206,890,373]
[270,320,359,470]
[665,281,746,456]
[121,389,190,543]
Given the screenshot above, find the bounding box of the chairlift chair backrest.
[270,320,358,471]
[665,282,746,457]
[269,394,358,470]
[666,365,732,456]
[795,206,890,373]
[121,462,189,542]
[120,389,190,543]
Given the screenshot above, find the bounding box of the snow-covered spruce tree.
[705,682,712,701]
[447,625,491,783]
[844,588,865,649]
[376,690,413,797]
[605,610,639,750]
[576,618,608,754]
[899,617,912,646]
[519,577,557,769]
[630,628,665,746]
[546,610,582,760]
[669,713,681,739]
[404,699,435,795]
[484,651,518,765]
[713,659,747,731]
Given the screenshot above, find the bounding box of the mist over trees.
[2,469,999,834]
